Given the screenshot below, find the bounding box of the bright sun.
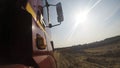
[75,10,89,24]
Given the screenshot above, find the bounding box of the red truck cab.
[0,0,63,68]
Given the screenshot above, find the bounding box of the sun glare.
[75,10,89,24]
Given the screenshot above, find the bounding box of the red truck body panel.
[0,0,57,68]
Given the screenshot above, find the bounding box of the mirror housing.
[56,2,64,23]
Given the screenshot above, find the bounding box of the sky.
[48,0,120,48]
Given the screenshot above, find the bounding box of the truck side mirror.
[56,2,64,23]
[43,1,64,28]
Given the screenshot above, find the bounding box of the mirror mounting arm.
[46,22,61,28]
[47,22,61,28]
[48,4,56,6]
[51,22,61,27]
[43,4,56,8]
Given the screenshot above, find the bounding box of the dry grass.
[54,41,120,68]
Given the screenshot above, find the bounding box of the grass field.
[54,36,120,68]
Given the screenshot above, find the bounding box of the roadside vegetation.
[54,36,120,68]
